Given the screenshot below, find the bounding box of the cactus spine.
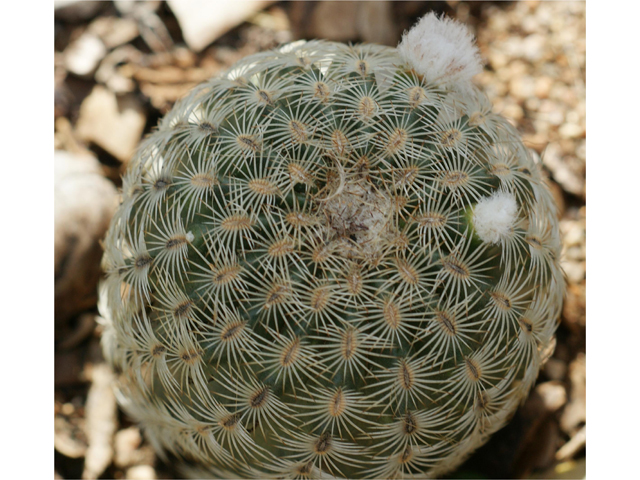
[100,13,564,479]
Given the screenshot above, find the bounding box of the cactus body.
[100,31,564,479]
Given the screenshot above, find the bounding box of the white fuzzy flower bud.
[473,191,518,244]
[397,12,482,90]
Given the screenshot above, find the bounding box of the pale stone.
[114,427,143,468]
[535,76,554,98]
[521,33,546,61]
[168,0,273,52]
[126,465,157,480]
[559,123,584,139]
[76,85,146,164]
[64,33,107,77]
[54,151,119,325]
[542,143,585,196]
[88,16,139,49]
[510,76,536,100]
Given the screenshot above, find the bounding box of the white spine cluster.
[397,12,483,91]
[473,190,518,244]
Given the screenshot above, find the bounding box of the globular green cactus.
[100,13,564,479]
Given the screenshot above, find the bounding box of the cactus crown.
[100,14,564,480]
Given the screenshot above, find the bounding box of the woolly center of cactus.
[316,164,392,263]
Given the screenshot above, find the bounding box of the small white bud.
[397,12,483,91]
[186,231,195,242]
[473,191,517,244]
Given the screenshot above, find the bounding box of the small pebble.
[64,33,106,77]
[126,465,157,480]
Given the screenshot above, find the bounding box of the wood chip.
[82,363,118,479]
[555,424,586,462]
[139,82,198,113]
[168,0,274,52]
[75,85,146,163]
[54,150,119,325]
[559,353,586,435]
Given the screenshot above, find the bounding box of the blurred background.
[54,1,585,479]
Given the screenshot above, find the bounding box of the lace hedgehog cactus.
[100,13,564,479]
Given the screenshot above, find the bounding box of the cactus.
[99,13,564,479]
